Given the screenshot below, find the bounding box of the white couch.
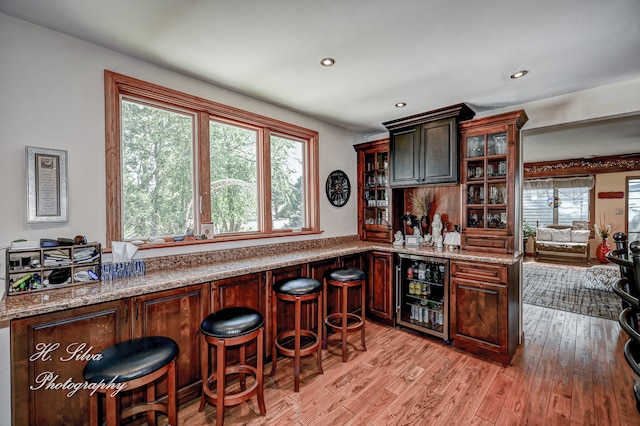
[534,226,591,264]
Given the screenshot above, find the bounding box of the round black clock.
[325,170,351,207]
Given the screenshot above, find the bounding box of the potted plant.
[523,217,536,255]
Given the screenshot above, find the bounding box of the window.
[270,134,306,231]
[627,177,640,242]
[105,71,319,246]
[523,176,594,227]
[121,100,196,239]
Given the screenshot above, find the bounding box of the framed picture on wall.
[26,146,68,223]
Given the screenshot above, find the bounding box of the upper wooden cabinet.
[354,139,393,242]
[383,104,475,187]
[459,110,528,254]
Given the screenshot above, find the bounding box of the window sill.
[103,229,323,252]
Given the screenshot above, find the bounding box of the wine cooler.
[396,253,449,341]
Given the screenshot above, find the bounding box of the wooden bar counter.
[1,235,521,426]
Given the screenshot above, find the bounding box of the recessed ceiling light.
[510,70,528,79]
[320,57,335,67]
[395,102,407,108]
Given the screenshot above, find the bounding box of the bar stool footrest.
[275,330,321,358]
[325,312,364,332]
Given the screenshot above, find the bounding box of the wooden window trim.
[105,70,320,248]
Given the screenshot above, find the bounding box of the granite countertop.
[0,239,520,321]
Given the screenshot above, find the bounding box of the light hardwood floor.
[172,304,639,425]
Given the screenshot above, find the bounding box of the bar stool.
[270,277,323,392]
[199,306,266,426]
[323,267,367,362]
[82,336,179,426]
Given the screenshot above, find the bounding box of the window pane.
[556,186,590,225]
[523,188,553,227]
[629,178,640,241]
[121,100,194,239]
[523,186,590,228]
[271,135,305,230]
[210,121,258,233]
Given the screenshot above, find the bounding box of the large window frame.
[105,70,320,248]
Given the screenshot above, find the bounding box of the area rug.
[523,263,621,321]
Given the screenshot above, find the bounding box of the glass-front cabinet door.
[463,131,508,230]
[355,139,393,243]
[459,110,528,254]
[395,253,449,341]
[363,150,389,227]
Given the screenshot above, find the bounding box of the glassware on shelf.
[490,186,499,204]
[467,136,484,158]
[493,134,507,154]
[500,186,508,204]
[498,160,507,176]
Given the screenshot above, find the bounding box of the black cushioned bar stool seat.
[83,336,178,426]
[270,278,323,392]
[199,306,266,426]
[323,267,367,362]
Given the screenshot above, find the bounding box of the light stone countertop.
[0,240,520,321]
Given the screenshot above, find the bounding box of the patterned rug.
[523,263,621,321]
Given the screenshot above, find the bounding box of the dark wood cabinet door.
[386,104,474,187]
[268,264,308,352]
[11,300,129,426]
[389,127,420,186]
[367,251,394,324]
[212,272,266,359]
[132,284,209,404]
[450,277,507,349]
[421,118,458,183]
[213,272,265,314]
[450,260,517,365]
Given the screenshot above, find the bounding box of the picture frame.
[572,220,590,230]
[405,235,420,247]
[200,222,214,238]
[26,146,68,223]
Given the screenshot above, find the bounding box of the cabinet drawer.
[364,228,392,242]
[462,234,512,253]
[450,261,507,284]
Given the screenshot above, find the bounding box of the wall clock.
[326,170,351,207]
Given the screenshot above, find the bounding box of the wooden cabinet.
[383,104,475,187]
[460,110,528,253]
[268,264,307,356]
[131,284,210,404]
[212,272,266,314]
[11,300,130,426]
[450,260,520,365]
[354,139,393,242]
[212,272,267,360]
[366,251,394,325]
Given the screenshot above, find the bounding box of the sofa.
[534,225,591,264]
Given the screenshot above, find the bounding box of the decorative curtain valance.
[523,175,594,191]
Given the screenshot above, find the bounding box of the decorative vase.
[421,216,430,236]
[596,238,612,263]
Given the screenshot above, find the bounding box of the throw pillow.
[551,228,572,242]
[571,229,591,243]
[536,228,552,241]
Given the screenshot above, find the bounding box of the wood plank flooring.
[171,304,639,425]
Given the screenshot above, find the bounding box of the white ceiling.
[1,0,639,161]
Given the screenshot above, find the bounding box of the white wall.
[0,13,359,425]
